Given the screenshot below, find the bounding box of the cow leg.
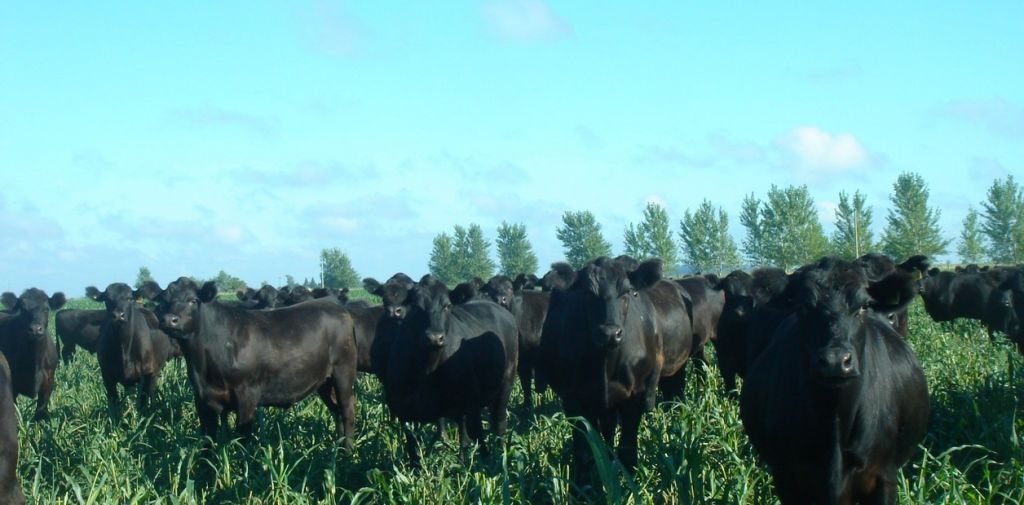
[234,393,258,443]
[402,423,421,468]
[568,415,595,488]
[457,416,471,463]
[864,469,898,505]
[517,358,533,414]
[772,470,811,505]
[60,341,75,365]
[616,397,645,473]
[467,408,488,457]
[33,369,54,421]
[196,401,220,444]
[138,373,158,410]
[658,366,687,404]
[101,366,120,412]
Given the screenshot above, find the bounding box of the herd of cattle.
[1,253,1022,504]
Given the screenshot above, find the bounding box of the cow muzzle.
[29,324,45,336]
[114,310,127,322]
[816,347,860,383]
[163,314,180,328]
[594,325,624,347]
[425,331,445,347]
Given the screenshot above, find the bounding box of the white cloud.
[481,0,570,42]
[780,126,867,170]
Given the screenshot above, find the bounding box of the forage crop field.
[12,297,1024,504]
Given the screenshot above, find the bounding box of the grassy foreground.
[11,297,1024,504]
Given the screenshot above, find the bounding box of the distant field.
[12,299,1024,504]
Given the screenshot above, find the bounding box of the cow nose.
[164,315,180,327]
[29,324,45,335]
[818,348,858,380]
[596,325,624,346]
[388,307,403,319]
[114,311,127,322]
[425,331,445,347]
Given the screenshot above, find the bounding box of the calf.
[539,257,693,481]
[379,275,518,464]
[0,288,65,420]
[87,282,177,409]
[740,257,928,504]
[154,278,358,448]
[481,274,551,413]
[0,354,26,505]
[55,308,107,363]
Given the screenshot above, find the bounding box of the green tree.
[557,210,613,269]
[212,270,246,292]
[743,186,829,269]
[134,266,154,289]
[429,224,495,284]
[679,199,741,275]
[453,224,495,281]
[881,172,950,261]
[831,190,875,259]
[429,233,459,285]
[740,194,766,266]
[958,208,987,263]
[496,222,539,276]
[980,175,1024,263]
[321,247,360,289]
[622,202,679,273]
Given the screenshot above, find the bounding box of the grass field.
[10,295,1024,504]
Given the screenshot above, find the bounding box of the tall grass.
[11,298,1023,503]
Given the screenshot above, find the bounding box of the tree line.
[133,172,1022,289]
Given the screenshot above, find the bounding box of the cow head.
[482,275,517,310]
[253,284,279,309]
[405,275,454,348]
[790,258,917,386]
[364,273,415,320]
[86,282,141,324]
[574,257,662,348]
[715,270,753,317]
[540,263,576,292]
[513,273,539,292]
[1,288,66,338]
[154,277,218,337]
[449,277,484,305]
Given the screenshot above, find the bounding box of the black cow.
[988,269,1023,352]
[740,257,929,504]
[86,282,177,409]
[539,263,576,292]
[675,275,724,368]
[275,285,316,307]
[481,274,551,413]
[539,257,693,481]
[0,354,26,505]
[711,270,753,393]
[919,266,1017,340]
[363,273,416,320]
[0,288,65,420]
[55,308,107,363]
[154,278,358,449]
[379,275,518,464]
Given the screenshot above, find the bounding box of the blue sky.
[1,1,1022,293]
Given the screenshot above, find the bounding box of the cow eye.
[631,290,639,297]
[188,298,197,306]
[443,303,452,312]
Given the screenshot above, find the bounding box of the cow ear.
[199,281,219,303]
[867,271,917,314]
[1,292,16,309]
[135,280,162,301]
[363,278,383,295]
[628,259,663,291]
[85,286,104,302]
[49,292,67,310]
